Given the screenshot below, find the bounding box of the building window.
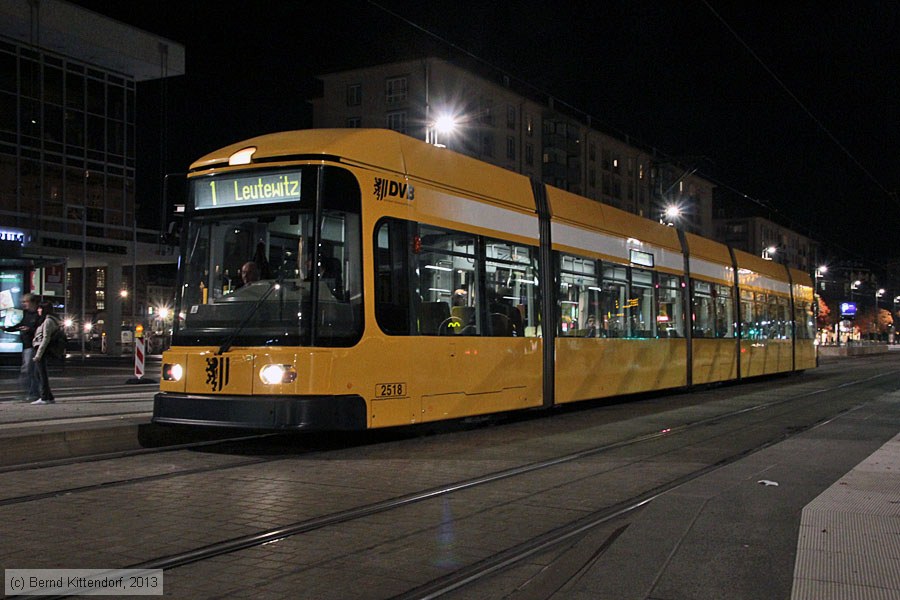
[506,136,515,160]
[589,168,596,188]
[602,149,611,171]
[525,143,533,166]
[507,105,516,129]
[482,133,494,157]
[95,267,106,311]
[346,117,361,128]
[385,76,408,105]
[525,113,534,136]
[480,98,494,125]
[346,84,361,107]
[589,143,596,161]
[386,111,407,134]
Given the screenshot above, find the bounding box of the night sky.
[68,1,900,267]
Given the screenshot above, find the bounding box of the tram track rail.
[77,367,894,595]
[0,365,884,499]
[0,430,285,476]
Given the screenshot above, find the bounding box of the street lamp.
[815,266,827,291]
[430,113,457,148]
[875,288,885,339]
[659,204,682,226]
[762,245,777,260]
[813,265,828,344]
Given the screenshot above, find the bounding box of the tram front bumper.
[152,392,367,430]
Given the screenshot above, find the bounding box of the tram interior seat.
[419,301,450,335]
[490,312,512,336]
[451,305,475,325]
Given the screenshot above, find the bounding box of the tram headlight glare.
[162,363,183,382]
[260,364,297,385]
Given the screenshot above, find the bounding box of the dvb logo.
[374,177,415,202]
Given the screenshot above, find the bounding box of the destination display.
[194,171,302,210]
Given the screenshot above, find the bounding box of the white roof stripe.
[551,222,683,271]
[431,193,539,240]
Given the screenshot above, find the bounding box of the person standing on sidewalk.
[31,301,59,405]
[2,293,40,402]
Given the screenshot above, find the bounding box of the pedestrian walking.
[2,293,40,401]
[31,301,59,405]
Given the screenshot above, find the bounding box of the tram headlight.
[260,364,297,385]
[162,363,183,382]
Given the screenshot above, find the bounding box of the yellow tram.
[153,129,816,429]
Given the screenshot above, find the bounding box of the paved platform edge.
[791,432,900,599]
[0,416,149,467]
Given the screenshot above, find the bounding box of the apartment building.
[311,57,714,237]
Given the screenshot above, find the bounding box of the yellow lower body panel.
[692,339,738,385]
[795,342,816,370]
[344,337,543,429]
[555,338,688,404]
[741,339,794,377]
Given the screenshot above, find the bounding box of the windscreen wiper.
[217,275,285,355]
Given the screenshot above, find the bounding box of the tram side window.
[658,274,684,338]
[714,284,734,338]
[756,293,772,340]
[559,254,601,337]
[601,264,628,338]
[692,280,715,338]
[765,295,780,339]
[740,290,757,339]
[374,219,413,335]
[794,300,814,339]
[631,268,655,338]
[772,296,790,339]
[486,240,537,337]
[416,224,479,336]
[316,168,364,346]
[373,218,541,337]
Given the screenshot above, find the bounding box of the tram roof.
[190,128,535,212]
[189,129,811,290]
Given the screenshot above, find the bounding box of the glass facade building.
[0,0,183,357]
[0,38,136,240]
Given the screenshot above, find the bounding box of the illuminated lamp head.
[229,146,257,166]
